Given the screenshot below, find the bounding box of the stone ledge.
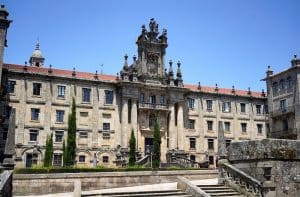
[228,139,300,161]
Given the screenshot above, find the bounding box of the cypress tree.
[152,118,161,168]
[66,98,77,166]
[44,133,53,167]
[62,139,67,167]
[128,129,136,166]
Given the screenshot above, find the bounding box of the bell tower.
[135,18,168,81]
[29,41,45,67]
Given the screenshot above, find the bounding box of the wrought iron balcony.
[270,106,294,117]
[138,102,169,111]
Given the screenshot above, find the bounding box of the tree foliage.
[152,118,161,168]
[44,133,53,167]
[129,129,136,166]
[65,98,77,166]
[62,140,66,167]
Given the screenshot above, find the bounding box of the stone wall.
[0,170,13,197]
[227,139,300,197]
[13,170,218,196]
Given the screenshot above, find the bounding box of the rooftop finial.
[72,67,76,77]
[95,70,98,80]
[294,54,297,59]
[262,89,265,97]
[198,82,201,90]
[232,85,235,94]
[248,87,251,95]
[215,83,219,92]
[48,64,52,74]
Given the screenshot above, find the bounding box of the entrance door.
[145,137,153,154]
[26,153,33,168]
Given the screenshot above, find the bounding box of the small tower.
[0,4,11,84]
[29,41,45,67]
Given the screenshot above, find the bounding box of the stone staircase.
[197,184,244,197]
[83,189,192,197]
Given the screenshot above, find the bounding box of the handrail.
[219,159,264,197]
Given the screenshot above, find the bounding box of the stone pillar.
[168,104,176,150]
[121,98,128,147]
[131,100,138,145]
[91,86,99,147]
[16,79,26,144]
[44,80,52,141]
[177,102,184,150]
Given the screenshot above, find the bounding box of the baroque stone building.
[265,56,300,139]
[3,19,268,168]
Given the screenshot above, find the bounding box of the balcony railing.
[270,106,294,117]
[138,102,169,110]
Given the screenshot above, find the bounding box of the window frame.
[33,83,42,96]
[55,130,64,143]
[56,110,65,123]
[206,100,213,111]
[82,88,91,103]
[31,108,40,121]
[57,85,66,98]
[7,80,16,93]
[189,138,196,149]
[104,90,114,105]
[29,129,38,142]
[208,139,214,150]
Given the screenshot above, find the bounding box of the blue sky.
[2,0,300,91]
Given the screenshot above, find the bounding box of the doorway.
[145,137,153,153]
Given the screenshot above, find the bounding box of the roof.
[3,63,266,99]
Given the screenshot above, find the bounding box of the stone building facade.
[3,19,268,168]
[265,56,300,139]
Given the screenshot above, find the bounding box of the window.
[31,108,40,121]
[79,131,88,138]
[105,90,113,104]
[208,139,214,150]
[241,123,247,133]
[188,98,195,109]
[225,139,231,148]
[224,122,230,132]
[209,156,214,165]
[280,99,286,111]
[222,102,231,112]
[29,130,38,142]
[57,85,66,98]
[53,154,62,166]
[149,95,156,104]
[33,83,41,96]
[264,105,269,114]
[283,119,288,131]
[140,93,145,103]
[273,82,278,94]
[279,79,285,91]
[80,112,88,117]
[206,100,213,111]
[82,88,91,102]
[188,119,195,129]
[7,80,16,93]
[103,123,110,131]
[103,156,109,163]
[240,103,246,113]
[149,114,155,127]
[190,155,196,162]
[207,121,213,131]
[189,138,196,149]
[263,167,272,181]
[56,110,64,122]
[160,95,165,104]
[257,124,263,134]
[79,155,85,162]
[256,105,262,115]
[287,76,292,89]
[55,131,64,142]
[25,153,38,168]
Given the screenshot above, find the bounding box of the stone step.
[203,189,237,193]
[84,189,191,197]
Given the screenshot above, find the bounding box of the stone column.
[16,79,26,144]
[121,98,128,147]
[44,80,52,140]
[177,102,184,150]
[131,100,138,145]
[168,104,176,150]
[91,86,99,147]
